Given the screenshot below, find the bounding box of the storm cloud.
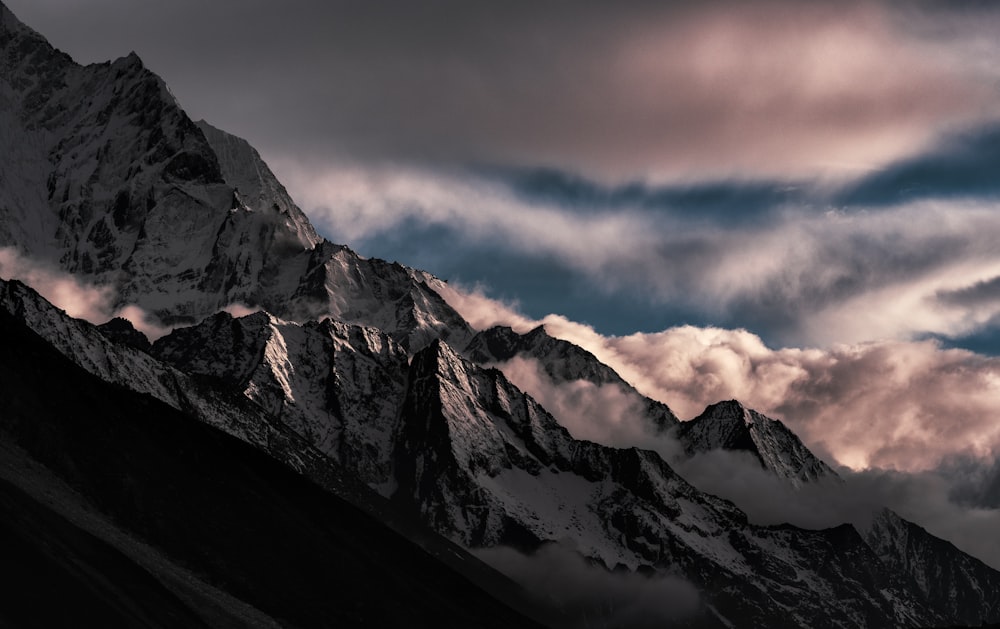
[9,0,1000,183]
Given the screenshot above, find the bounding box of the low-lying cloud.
[494,355,681,462]
[0,247,170,340]
[544,317,1000,473]
[476,542,700,629]
[675,447,1000,571]
[438,282,1000,474]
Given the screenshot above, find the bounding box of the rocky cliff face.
[0,3,469,349]
[862,508,1000,626]
[677,399,837,486]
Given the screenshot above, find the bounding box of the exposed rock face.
[862,508,1000,626]
[0,3,470,350]
[467,324,679,432]
[678,399,837,486]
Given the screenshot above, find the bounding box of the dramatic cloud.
[544,318,1000,472]
[476,543,701,629]
[304,159,1000,346]
[10,0,1000,183]
[11,0,1000,349]
[675,448,1000,571]
[437,285,1000,473]
[493,356,681,463]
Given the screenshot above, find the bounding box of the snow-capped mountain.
[3,2,1000,627]
[0,295,544,629]
[0,3,469,348]
[151,310,410,491]
[394,338,949,627]
[466,323,680,432]
[677,399,837,486]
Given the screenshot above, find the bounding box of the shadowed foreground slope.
[0,308,545,629]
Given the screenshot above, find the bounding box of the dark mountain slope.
[0,476,211,629]
[0,307,545,629]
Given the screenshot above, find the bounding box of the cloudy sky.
[8,0,1000,568]
[9,0,1000,350]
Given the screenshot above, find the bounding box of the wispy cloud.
[284,157,1000,348]
[0,247,172,339]
[676,448,1000,571]
[0,247,115,322]
[493,355,681,463]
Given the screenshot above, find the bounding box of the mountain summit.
[0,3,469,347]
[678,399,837,486]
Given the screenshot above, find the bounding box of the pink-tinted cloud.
[219,302,262,319]
[541,317,1000,473]
[0,247,172,339]
[15,0,1000,184]
[438,283,1000,473]
[494,355,681,463]
[0,247,115,322]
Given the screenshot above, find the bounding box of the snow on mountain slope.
[678,399,837,486]
[396,339,941,628]
[152,311,410,490]
[466,324,679,437]
[861,508,1000,626]
[0,278,347,489]
[195,119,320,250]
[0,4,471,350]
[283,241,475,350]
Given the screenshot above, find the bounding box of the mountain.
[0,2,469,349]
[0,302,543,629]
[466,323,680,432]
[3,2,1000,627]
[151,309,410,492]
[862,509,1000,626]
[677,400,837,486]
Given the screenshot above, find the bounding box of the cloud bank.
[437,282,1000,474]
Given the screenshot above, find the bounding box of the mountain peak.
[679,400,837,486]
[0,2,33,37]
[109,50,145,72]
[195,120,320,250]
[704,399,753,425]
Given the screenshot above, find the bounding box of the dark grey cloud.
[7,0,1000,183]
[837,124,1000,206]
[676,447,1000,570]
[488,166,807,226]
[937,275,1000,308]
[475,542,701,629]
